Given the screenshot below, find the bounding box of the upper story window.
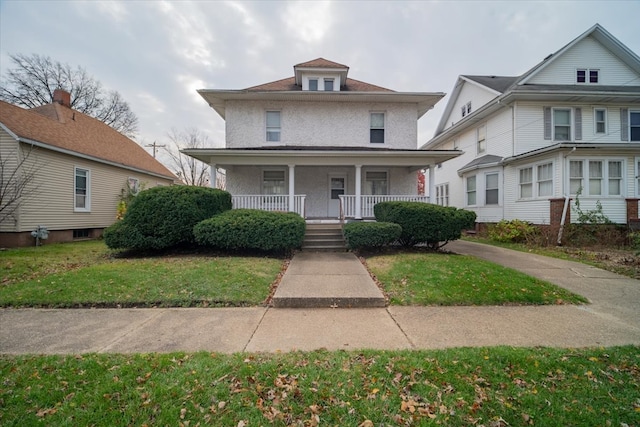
[370,112,385,143]
[324,79,334,91]
[477,124,486,154]
[309,79,318,91]
[266,111,281,142]
[631,111,640,141]
[553,108,571,141]
[74,167,91,212]
[594,108,607,134]
[461,102,471,118]
[577,69,599,83]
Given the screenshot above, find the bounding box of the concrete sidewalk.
[1,241,639,354]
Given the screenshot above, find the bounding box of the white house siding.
[226,165,417,218]
[225,100,418,149]
[15,145,173,232]
[527,36,639,86]
[442,81,499,132]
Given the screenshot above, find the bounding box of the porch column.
[209,164,217,188]
[288,164,295,212]
[355,164,362,219]
[428,165,435,204]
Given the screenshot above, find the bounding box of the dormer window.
[577,69,598,83]
[309,79,318,91]
[461,102,471,118]
[324,78,334,91]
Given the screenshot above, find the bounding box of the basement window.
[73,229,91,239]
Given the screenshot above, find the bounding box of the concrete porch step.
[302,223,346,251]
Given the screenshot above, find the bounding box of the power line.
[145,141,166,158]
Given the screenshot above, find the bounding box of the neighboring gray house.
[184,58,460,221]
[421,24,640,227]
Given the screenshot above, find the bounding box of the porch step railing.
[339,195,430,219]
[232,195,306,217]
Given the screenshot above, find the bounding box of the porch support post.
[209,164,217,188]
[428,165,435,204]
[355,164,362,219]
[288,164,295,212]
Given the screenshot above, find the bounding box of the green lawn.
[365,252,587,306]
[1,346,638,426]
[0,241,284,307]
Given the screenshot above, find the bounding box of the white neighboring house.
[183,58,461,221]
[422,24,640,229]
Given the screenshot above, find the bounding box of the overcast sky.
[1,0,639,164]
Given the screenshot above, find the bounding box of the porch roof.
[182,146,462,170]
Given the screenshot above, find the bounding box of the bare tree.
[164,128,210,186]
[0,54,138,137]
[0,144,40,226]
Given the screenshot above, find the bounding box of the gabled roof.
[422,24,640,150]
[199,58,443,119]
[0,100,177,181]
[457,154,503,176]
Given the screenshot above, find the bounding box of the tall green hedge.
[374,201,476,249]
[194,209,305,253]
[343,221,402,249]
[104,186,232,250]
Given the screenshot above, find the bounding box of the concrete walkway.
[1,241,639,354]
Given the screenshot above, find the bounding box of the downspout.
[557,147,577,245]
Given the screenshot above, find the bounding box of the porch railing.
[339,195,430,219]
[232,195,306,217]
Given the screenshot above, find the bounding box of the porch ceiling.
[182,147,462,170]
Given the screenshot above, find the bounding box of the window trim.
[364,170,389,196]
[630,110,640,142]
[552,107,572,141]
[466,175,477,207]
[577,68,599,84]
[477,124,486,154]
[568,158,625,197]
[484,172,499,206]
[594,108,607,134]
[261,168,286,195]
[435,183,449,206]
[266,110,281,142]
[74,166,91,212]
[323,78,334,91]
[370,112,385,144]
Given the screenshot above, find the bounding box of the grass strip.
[365,252,587,306]
[1,346,638,426]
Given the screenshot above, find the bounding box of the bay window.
[466,175,476,206]
[569,159,624,196]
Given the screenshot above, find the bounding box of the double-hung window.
[262,170,285,195]
[324,79,334,91]
[519,167,533,199]
[485,173,499,205]
[466,176,476,206]
[477,124,486,154]
[553,108,571,141]
[570,159,623,196]
[308,79,318,91]
[537,163,553,197]
[370,113,385,143]
[266,111,281,142]
[577,69,598,83]
[74,167,90,212]
[631,111,640,141]
[436,183,449,206]
[594,108,607,134]
[365,171,388,195]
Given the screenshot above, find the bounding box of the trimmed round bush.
[374,201,477,249]
[104,186,232,250]
[343,221,402,249]
[194,209,305,253]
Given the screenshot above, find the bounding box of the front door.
[328,175,346,218]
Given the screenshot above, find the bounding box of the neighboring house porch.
[183,147,460,221]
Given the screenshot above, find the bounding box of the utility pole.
[145,141,166,158]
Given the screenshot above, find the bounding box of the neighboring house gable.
[422,24,640,227]
[0,92,177,246]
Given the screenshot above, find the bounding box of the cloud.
[283,1,333,44]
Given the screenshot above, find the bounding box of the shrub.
[104,186,232,250]
[373,201,476,249]
[343,221,402,249]
[194,209,305,253]
[488,219,538,243]
[629,231,640,255]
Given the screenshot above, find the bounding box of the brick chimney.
[53,89,71,108]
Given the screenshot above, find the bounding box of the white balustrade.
[231,195,306,217]
[339,195,430,219]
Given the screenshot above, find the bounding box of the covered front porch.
[182,147,461,220]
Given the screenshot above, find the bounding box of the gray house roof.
[457,154,503,176]
[462,75,519,94]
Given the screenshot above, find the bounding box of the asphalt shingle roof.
[0,100,176,180]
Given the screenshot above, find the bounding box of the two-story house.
[183,58,461,221]
[421,24,640,230]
